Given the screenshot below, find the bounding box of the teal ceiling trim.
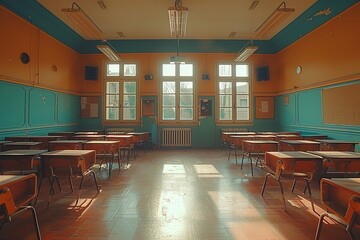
[1,0,358,54]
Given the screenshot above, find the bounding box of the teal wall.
[275,80,360,151]
[0,81,80,139]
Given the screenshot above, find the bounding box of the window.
[160,63,195,122]
[104,62,138,122]
[217,63,251,123]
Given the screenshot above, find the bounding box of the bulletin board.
[80,96,99,118]
[322,83,360,125]
[255,96,274,119]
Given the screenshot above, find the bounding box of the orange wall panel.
[0,6,33,84]
[38,32,81,93]
[274,3,360,92]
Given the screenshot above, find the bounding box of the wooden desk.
[228,135,255,163]
[0,174,41,239]
[278,140,320,151]
[275,134,303,141]
[320,178,360,217]
[308,151,360,178]
[127,132,151,154]
[105,135,134,164]
[5,136,31,142]
[40,150,99,206]
[252,135,276,141]
[29,136,67,150]
[48,140,85,151]
[3,141,44,151]
[301,134,328,140]
[48,132,74,140]
[74,131,100,135]
[256,131,300,135]
[0,174,37,207]
[83,141,120,178]
[262,151,323,209]
[0,141,12,152]
[73,134,106,141]
[0,150,47,174]
[315,139,358,151]
[241,140,278,176]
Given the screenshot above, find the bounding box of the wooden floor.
[0,148,353,240]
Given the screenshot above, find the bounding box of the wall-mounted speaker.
[85,66,98,81]
[256,66,270,81]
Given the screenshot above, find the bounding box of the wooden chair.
[315,195,360,240]
[0,177,41,239]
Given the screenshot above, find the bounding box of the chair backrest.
[0,187,16,217]
[344,195,360,227]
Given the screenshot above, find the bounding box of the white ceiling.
[37,0,316,40]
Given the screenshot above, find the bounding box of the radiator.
[160,128,192,147]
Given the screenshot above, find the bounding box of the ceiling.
[1,0,358,54]
[37,0,316,40]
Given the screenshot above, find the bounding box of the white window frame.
[102,61,139,125]
[159,61,197,125]
[216,62,252,124]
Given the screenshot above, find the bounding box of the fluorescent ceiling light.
[168,0,188,38]
[97,44,120,61]
[254,2,295,39]
[61,2,103,40]
[234,45,258,62]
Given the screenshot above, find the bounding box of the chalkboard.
[322,82,360,126]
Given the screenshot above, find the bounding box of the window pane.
[236,95,249,107]
[162,64,176,76]
[235,64,249,77]
[163,95,175,106]
[106,95,119,107]
[236,82,249,94]
[163,108,175,120]
[237,108,249,120]
[123,95,136,107]
[220,108,232,120]
[107,64,120,76]
[123,108,136,120]
[180,82,193,93]
[219,64,232,77]
[180,64,193,76]
[180,95,193,107]
[106,108,119,120]
[219,95,232,107]
[106,82,119,94]
[180,108,193,120]
[219,82,232,94]
[124,64,136,76]
[163,81,175,93]
[124,82,136,94]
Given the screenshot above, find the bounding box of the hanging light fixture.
[168,0,188,38]
[97,41,120,61]
[61,2,103,39]
[234,42,258,62]
[254,2,295,39]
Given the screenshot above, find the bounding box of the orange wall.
[78,52,277,97]
[274,2,360,93]
[0,6,81,94]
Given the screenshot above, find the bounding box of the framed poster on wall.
[255,96,274,119]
